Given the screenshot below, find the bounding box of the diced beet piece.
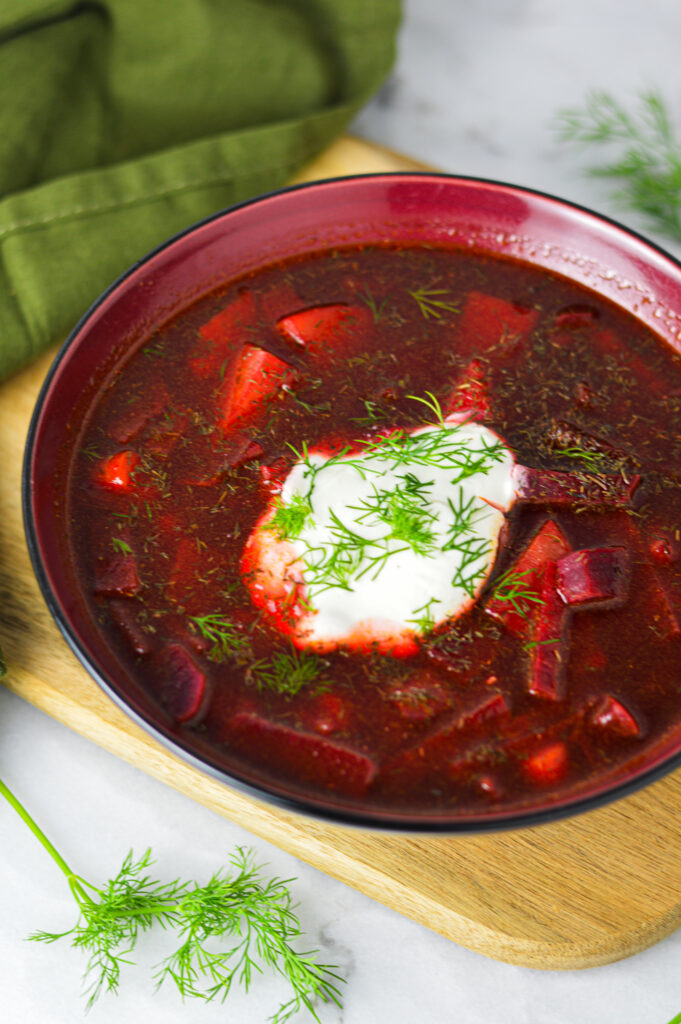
[649,535,678,566]
[527,561,569,701]
[486,519,571,635]
[589,695,641,738]
[228,712,376,798]
[442,358,490,419]
[556,547,630,609]
[512,464,641,509]
[228,439,264,469]
[276,303,372,357]
[219,344,295,432]
[97,450,140,492]
[521,740,568,785]
[94,553,140,597]
[157,643,206,723]
[259,456,290,495]
[191,289,256,378]
[384,692,511,781]
[456,291,539,358]
[108,599,153,656]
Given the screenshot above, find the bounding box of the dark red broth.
[65,244,681,820]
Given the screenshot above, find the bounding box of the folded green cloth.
[0,0,400,380]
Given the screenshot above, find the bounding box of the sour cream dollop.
[241,420,516,654]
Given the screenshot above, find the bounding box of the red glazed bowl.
[22,173,681,832]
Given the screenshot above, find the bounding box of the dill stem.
[0,775,92,904]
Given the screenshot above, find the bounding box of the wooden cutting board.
[3,137,681,971]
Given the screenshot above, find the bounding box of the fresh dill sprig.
[111,536,133,555]
[441,487,491,551]
[266,492,315,541]
[249,647,328,698]
[553,445,611,471]
[406,597,441,635]
[348,476,438,555]
[408,286,460,320]
[189,613,250,661]
[0,777,343,1020]
[357,285,388,323]
[556,90,681,240]
[282,419,506,598]
[449,535,492,598]
[491,567,545,619]
[407,390,445,426]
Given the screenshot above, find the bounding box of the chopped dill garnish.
[553,445,611,471]
[189,613,250,662]
[407,597,441,635]
[491,567,545,619]
[522,638,561,652]
[449,535,492,597]
[358,285,388,323]
[266,493,314,541]
[249,647,328,698]
[408,286,460,320]
[282,417,507,599]
[111,537,133,555]
[442,487,490,550]
[407,390,445,426]
[348,476,438,555]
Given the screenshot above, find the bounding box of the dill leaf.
[556,90,681,240]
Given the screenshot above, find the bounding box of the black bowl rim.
[21,169,681,834]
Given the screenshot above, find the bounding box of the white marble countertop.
[3,1,681,1021]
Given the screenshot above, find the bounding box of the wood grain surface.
[3,136,681,970]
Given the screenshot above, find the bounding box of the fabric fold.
[0,0,401,378]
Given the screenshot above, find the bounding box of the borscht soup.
[57,232,681,826]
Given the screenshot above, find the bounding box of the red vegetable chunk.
[191,289,256,378]
[228,712,377,797]
[522,740,568,785]
[512,464,641,509]
[277,303,372,356]
[219,344,294,431]
[383,692,511,783]
[486,519,571,635]
[108,599,153,656]
[589,695,641,738]
[94,552,140,597]
[156,643,206,723]
[527,561,569,701]
[97,450,140,492]
[556,547,630,608]
[456,291,539,358]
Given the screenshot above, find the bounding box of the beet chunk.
[108,600,153,656]
[228,712,377,798]
[486,519,571,636]
[556,547,630,609]
[512,464,641,509]
[94,553,140,597]
[527,561,569,701]
[589,695,641,738]
[157,643,206,723]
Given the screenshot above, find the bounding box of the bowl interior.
[24,173,681,830]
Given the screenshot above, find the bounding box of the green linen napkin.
[0,0,401,380]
